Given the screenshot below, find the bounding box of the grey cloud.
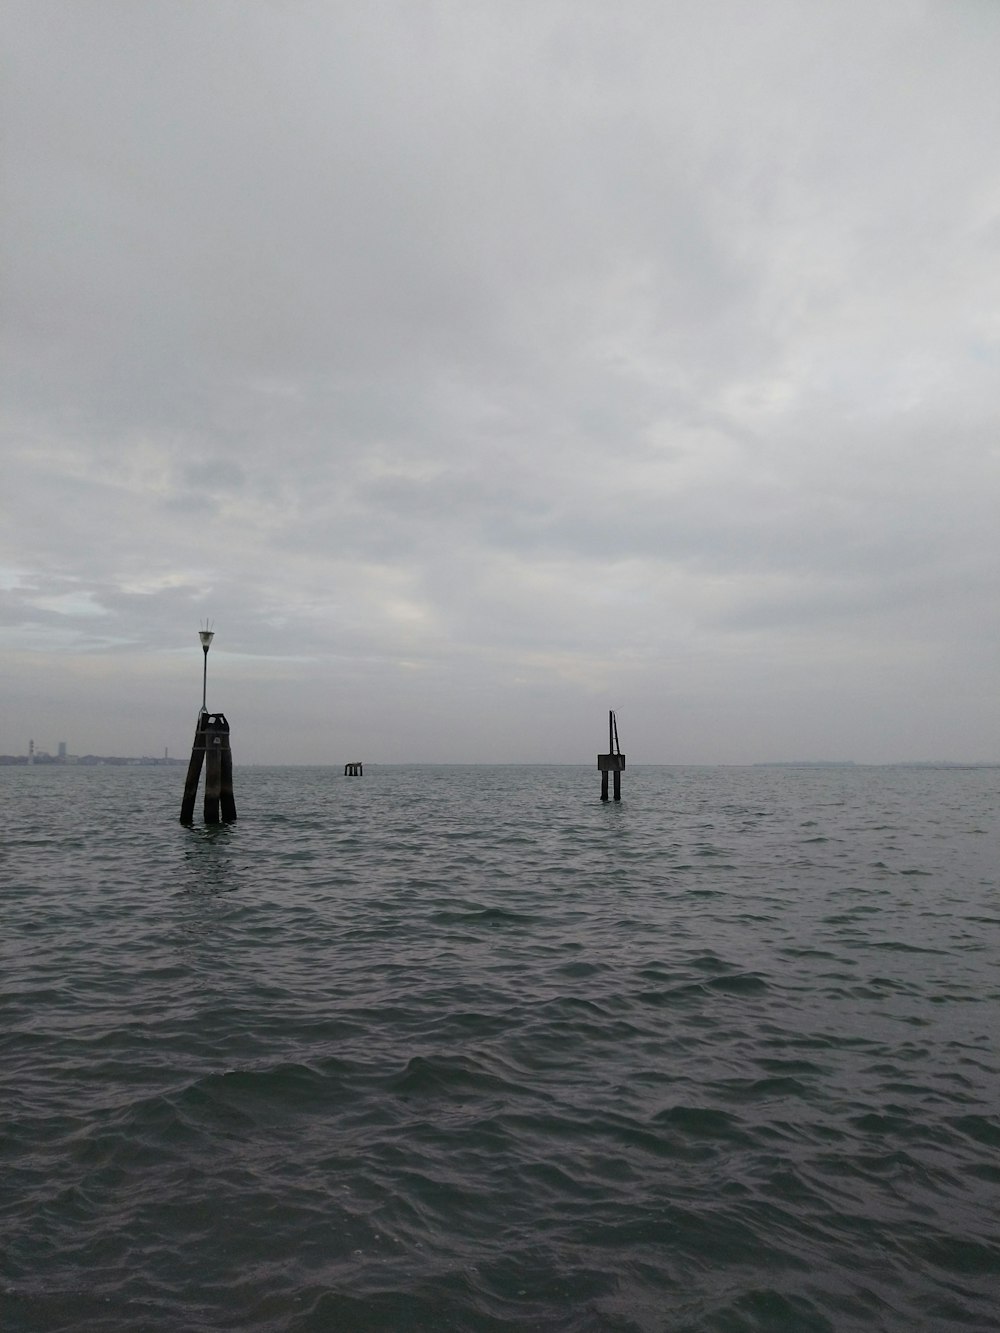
[2,0,999,762]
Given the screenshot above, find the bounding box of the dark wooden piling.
[597,709,625,802]
[179,714,207,824]
[344,761,363,776]
[179,712,237,824]
[204,725,222,823]
[220,741,237,823]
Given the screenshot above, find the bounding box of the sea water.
[1,763,998,1331]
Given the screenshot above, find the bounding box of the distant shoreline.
[3,757,994,770]
[0,755,186,767]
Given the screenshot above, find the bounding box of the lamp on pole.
[198,623,214,714]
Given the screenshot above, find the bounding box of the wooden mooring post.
[598,709,625,802]
[344,761,363,776]
[180,712,237,824]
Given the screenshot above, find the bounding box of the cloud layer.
[3,1,998,763]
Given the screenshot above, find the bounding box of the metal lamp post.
[199,625,214,715]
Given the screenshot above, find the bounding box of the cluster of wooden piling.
[179,712,237,825]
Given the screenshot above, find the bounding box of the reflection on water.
[179,823,241,896]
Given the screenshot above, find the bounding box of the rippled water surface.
[2,763,998,1331]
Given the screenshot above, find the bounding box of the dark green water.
[2,764,998,1331]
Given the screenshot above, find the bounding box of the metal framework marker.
[597,710,625,802]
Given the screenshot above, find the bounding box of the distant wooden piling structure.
[598,710,625,802]
[344,761,363,776]
[180,713,237,824]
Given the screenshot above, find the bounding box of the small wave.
[862,940,946,954]
[918,1233,1000,1277]
[716,1075,811,1102]
[429,906,537,927]
[651,1104,751,1143]
[384,1053,532,1103]
[706,972,769,995]
[948,1113,1000,1148]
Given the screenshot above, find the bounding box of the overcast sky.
[2,1,998,765]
